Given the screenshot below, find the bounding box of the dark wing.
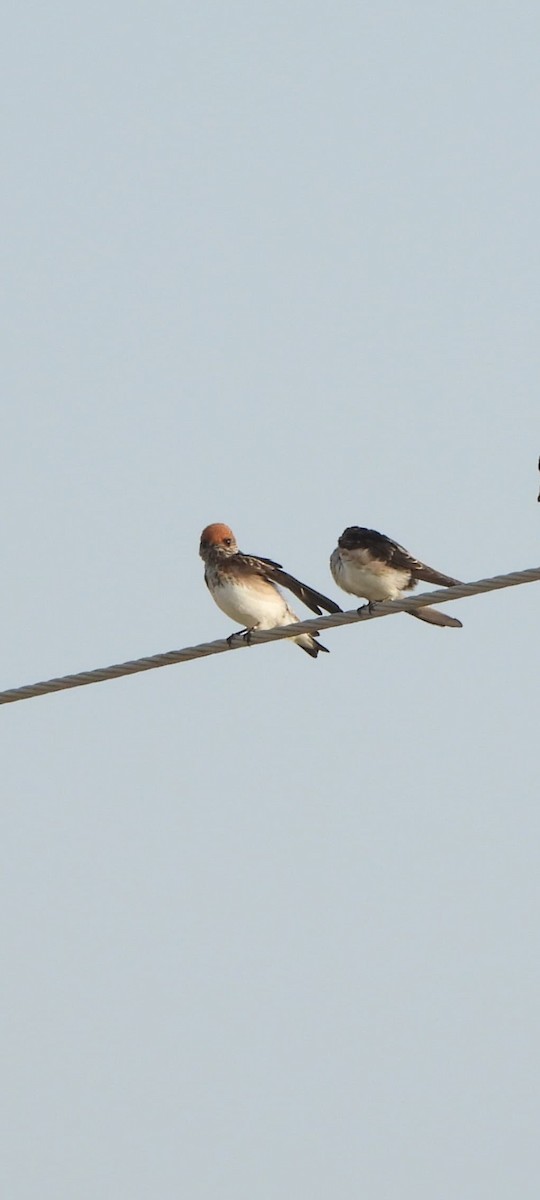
[252,554,284,571]
[411,561,462,588]
[339,527,461,587]
[240,553,342,615]
[267,565,342,614]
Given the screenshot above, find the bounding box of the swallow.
[200,523,341,657]
[330,526,463,628]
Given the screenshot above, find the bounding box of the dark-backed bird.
[330,526,462,628]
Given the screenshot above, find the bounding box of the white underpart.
[209,577,316,651]
[330,548,410,602]
[209,577,292,626]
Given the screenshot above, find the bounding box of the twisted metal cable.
[1,565,538,707]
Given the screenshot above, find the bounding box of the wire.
[0,565,538,707]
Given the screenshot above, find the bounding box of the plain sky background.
[2,3,539,1197]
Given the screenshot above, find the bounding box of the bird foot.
[357,602,375,617]
[226,627,254,648]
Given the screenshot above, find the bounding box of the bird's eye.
[223,538,232,547]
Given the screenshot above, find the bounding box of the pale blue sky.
[2,3,540,1197]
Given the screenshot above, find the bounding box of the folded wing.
[351,530,461,588]
[243,554,342,615]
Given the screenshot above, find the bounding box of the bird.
[330,526,462,628]
[199,523,342,657]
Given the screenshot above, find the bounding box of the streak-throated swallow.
[200,523,342,657]
[330,526,462,628]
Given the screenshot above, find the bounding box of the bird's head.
[199,523,238,561]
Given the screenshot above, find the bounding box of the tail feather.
[296,633,330,657]
[411,607,462,629]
